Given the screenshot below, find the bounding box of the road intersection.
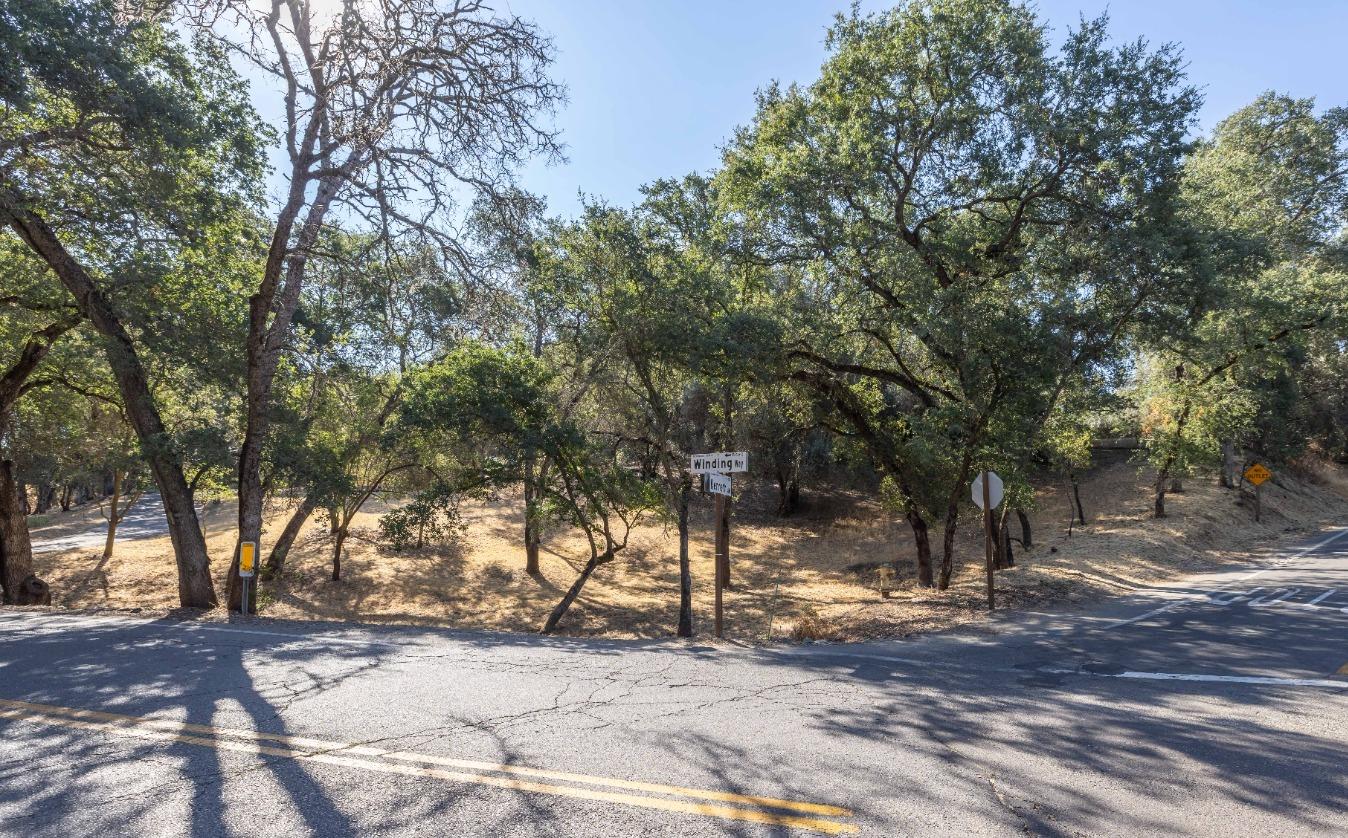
[1,528,1345,836]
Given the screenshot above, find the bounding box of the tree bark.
[1219,441,1236,488]
[992,505,1011,570]
[1016,507,1032,549]
[906,508,934,587]
[229,175,344,612]
[993,505,1015,570]
[523,453,541,575]
[1069,471,1087,524]
[677,474,693,637]
[0,317,71,603]
[0,460,43,604]
[541,550,612,635]
[263,494,318,578]
[775,460,800,517]
[331,527,347,582]
[938,499,959,590]
[1152,395,1194,520]
[0,188,216,607]
[102,470,123,559]
[34,484,54,514]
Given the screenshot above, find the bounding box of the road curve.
[1,528,1346,836]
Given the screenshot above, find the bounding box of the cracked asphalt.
[1,527,1346,836]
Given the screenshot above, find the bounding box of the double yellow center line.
[0,699,857,834]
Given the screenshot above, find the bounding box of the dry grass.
[27,453,1348,642]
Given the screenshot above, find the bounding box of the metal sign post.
[1244,463,1272,522]
[239,541,257,617]
[713,492,725,638]
[971,471,1003,610]
[690,453,747,639]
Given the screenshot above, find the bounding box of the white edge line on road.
[1305,589,1337,606]
[765,648,933,668]
[1100,527,1348,630]
[1043,668,1348,689]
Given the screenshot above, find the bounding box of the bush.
[789,611,838,642]
[379,485,462,551]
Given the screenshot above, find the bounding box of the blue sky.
[500,0,1348,218]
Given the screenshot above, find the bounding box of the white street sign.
[690,451,748,473]
[704,472,732,496]
[971,471,1004,510]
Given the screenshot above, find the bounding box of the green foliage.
[719,0,1201,550]
[399,342,661,555]
[6,0,1348,603]
[1137,92,1348,483]
[379,483,464,552]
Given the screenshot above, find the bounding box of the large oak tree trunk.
[0,190,216,607]
[264,494,318,578]
[541,551,612,635]
[227,176,343,613]
[0,320,70,604]
[331,526,348,582]
[906,508,934,587]
[34,484,54,514]
[1016,507,1032,549]
[993,506,1015,570]
[0,460,42,604]
[102,470,123,560]
[1153,460,1175,519]
[938,500,959,590]
[524,454,541,575]
[1219,441,1236,488]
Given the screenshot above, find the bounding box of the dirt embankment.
[24,456,1348,641]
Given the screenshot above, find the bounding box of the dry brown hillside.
[27,456,1348,641]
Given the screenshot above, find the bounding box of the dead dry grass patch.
[25,456,1348,642]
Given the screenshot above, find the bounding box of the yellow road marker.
[0,699,856,835]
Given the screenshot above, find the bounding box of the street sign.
[239,541,257,578]
[1244,463,1272,486]
[704,472,732,496]
[690,451,748,473]
[971,471,1004,510]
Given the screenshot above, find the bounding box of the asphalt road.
[30,493,167,554]
[1,528,1346,837]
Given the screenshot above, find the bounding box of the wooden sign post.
[691,452,747,638]
[972,471,1004,611]
[1244,463,1272,522]
[713,491,726,638]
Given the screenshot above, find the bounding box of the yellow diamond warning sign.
[1244,463,1272,486]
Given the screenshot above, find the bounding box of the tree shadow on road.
[0,618,386,836]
